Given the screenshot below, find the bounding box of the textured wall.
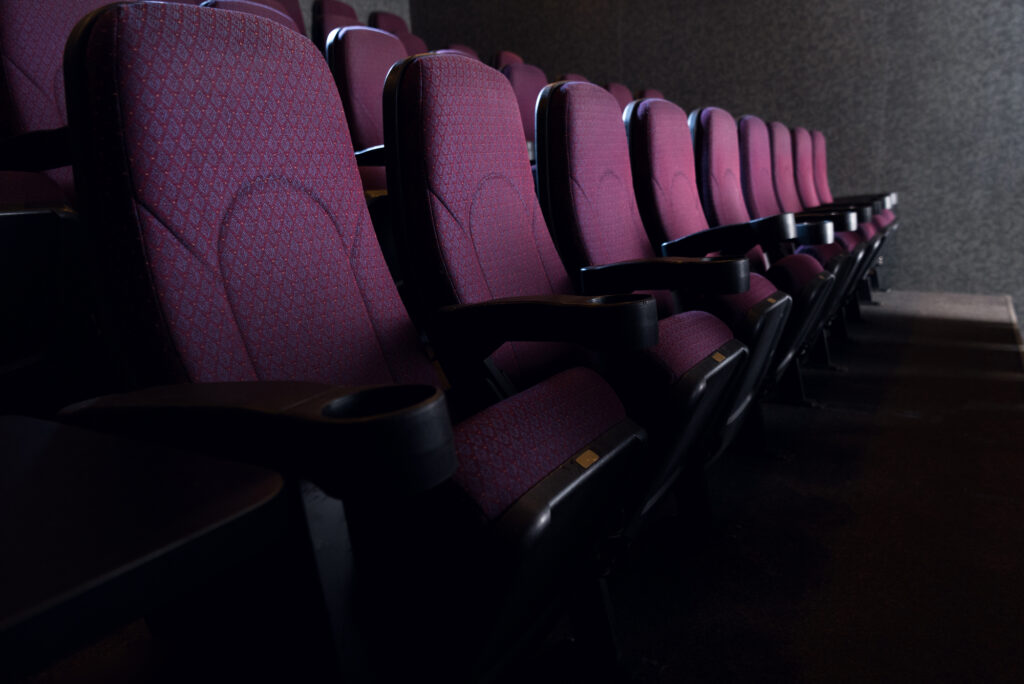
[411,0,1024,322]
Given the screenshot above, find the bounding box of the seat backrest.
[605,82,633,111]
[200,0,300,33]
[767,121,804,213]
[811,129,835,204]
[447,43,479,60]
[690,107,753,227]
[792,126,821,208]
[625,97,710,246]
[494,50,523,69]
[252,0,305,34]
[0,0,109,198]
[66,2,436,391]
[536,81,657,274]
[399,32,428,55]
[560,73,589,82]
[737,114,784,219]
[312,0,360,49]
[369,10,408,34]
[385,53,575,385]
[501,62,549,146]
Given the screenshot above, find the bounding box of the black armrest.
[795,209,858,233]
[0,127,70,172]
[578,255,749,296]
[430,293,659,361]
[59,381,456,500]
[814,203,873,223]
[795,219,834,245]
[355,144,386,166]
[659,213,796,257]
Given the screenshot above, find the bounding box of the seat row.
[0,2,898,680]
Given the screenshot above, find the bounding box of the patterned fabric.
[637,88,665,99]
[650,311,734,381]
[251,0,305,34]
[330,27,406,151]
[0,0,107,198]
[74,2,435,388]
[494,50,524,69]
[629,98,709,244]
[312,0,361,48]
[0,170,66,207]
[767,252,825,295]
[369,10,408,34]
[447,43,480,60]
[542,82,655,268]
[738,114,784,218]
[391,54,573,383]
[201,0,300,33]
[811,129,835,204]
[696,107,753,226]
[714,273,779,329]
[792,126,822,208]
[502,62,548,144]
[605,82,633,111]
[768,121,804,213]
[453,367,625,519]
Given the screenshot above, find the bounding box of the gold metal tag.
[575,450,600,469]
[712,352,726,363]
[766,297,777,304]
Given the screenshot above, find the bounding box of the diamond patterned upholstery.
[312,0,361,48]
[502,62,549,146]
[200,0,300,33]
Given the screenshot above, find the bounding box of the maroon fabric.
[560,73,589,82]
[201,0,299,33]
[401,33,428,55]
[714,273,779,329]
[605,82,633,111]
[391,54,574,384]
[629,98,709,245]
[637,88,665,99]
[811,129,835,204]
[494,50,524,69]
[330,27,406,151]
[542,82,655,270]
[447,43,479,60]
[250,0,304,33]
[792,126,821,208]
[369,10,408,34]
[454,367,624,519]
[0,170,67,207]
[73,2,434,388]
[312,0,361,48]
[768,121,803,214]
[652,311,734,381]
[738,114,784,218]
[0,0,107,199]
[767,252,825,295]
[502,62,548,145]
[696,107,752,226]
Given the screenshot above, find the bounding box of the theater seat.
[494,49,524,69]
[605,82,633,111]
[63,4,655,679]
[501,61,549,157]
[200,0,301,32]
[369,10,427,54]
[311,0,360,51]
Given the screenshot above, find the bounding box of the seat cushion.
[648,310,735,382]
[453,367,625,519]
[712,272,778,329]
[766,252,825,295]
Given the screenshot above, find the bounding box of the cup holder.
[321,384,439,420]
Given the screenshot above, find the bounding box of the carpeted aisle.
[612,291,1024,683]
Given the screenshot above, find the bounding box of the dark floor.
[608,291,1024,683]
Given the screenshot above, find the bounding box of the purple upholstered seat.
[447,43,480,59]
[200,0,300,32]
[0,0,113,204]
[494,50,524,69]
[636,88,665,99]
[255,0,305,34]
[560,72,589,82]
[501,62,549,150]
[605,82,633,111]
[537,85,786,454]
[66,5,648,676]
[327,26,406,192]
[369,10,427,55]
[312,0,361,49]
[387,53,746,514]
